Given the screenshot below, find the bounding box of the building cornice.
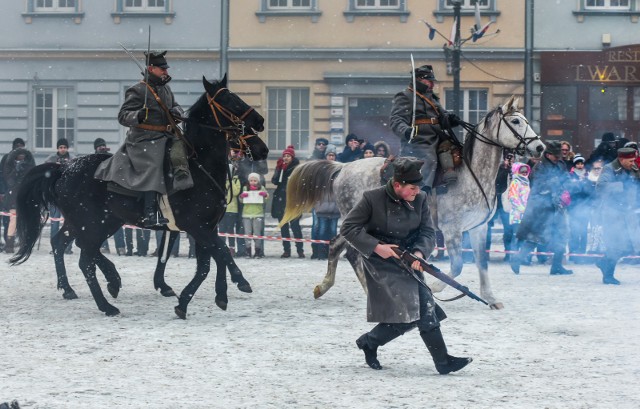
[228,48,524,61]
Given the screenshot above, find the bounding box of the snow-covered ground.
[1,233,638,409]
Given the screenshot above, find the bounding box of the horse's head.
[201,75,268,160]
[485,96,545,158]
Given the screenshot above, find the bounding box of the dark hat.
[602,132,616,142]
[363,143,375,153]
[544,141,562,156]
[56,138,69,148]
[282,145,296,158]
[345,133,359,143]
[145,50,169,69]
[94,138,107,150]
[573,154,585,164]
[12,137,26,149]
[415,64,436,81]
[624,141,638,151]
[617,147,637,159]
[315,137,329,146]
[393,157,424,185]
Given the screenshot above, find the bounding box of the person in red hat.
[271,145,305,258]
[595,147,640,285]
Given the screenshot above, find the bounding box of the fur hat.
[362,143,375,154]
[617,147,637,159]
[415,64,436,81]
[146,50,169,69]
[602,132,616,143]
[315,137,329,146]
[393,157,424,185]
[282,145,295,158]
[345,133,359,144]
[325,144,337,155]
[94,138,107,150]
[12,138,26,149]
[56,138,69,148]
[544,141,562,156]
[573,154,585,164]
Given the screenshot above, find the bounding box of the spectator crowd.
[1,131,639,286]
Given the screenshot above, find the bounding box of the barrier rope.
[2,211,637,259]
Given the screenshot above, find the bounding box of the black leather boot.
[511,241,534,275]
[597,258,620,285]
[142,191,169,228]
[355,324,403,370]
[420,327,472,375]
[549,251,573,275]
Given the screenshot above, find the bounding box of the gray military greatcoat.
[389,88,446,188]
[95,80,183,194]
[341,184,438,323]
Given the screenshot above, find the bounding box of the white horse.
[281,97,544,309]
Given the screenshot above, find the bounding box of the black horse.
[10,75,267,319]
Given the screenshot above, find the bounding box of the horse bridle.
[460,107,540,156]
[206,88,259,161]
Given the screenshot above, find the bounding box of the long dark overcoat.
[389,88,446,188]
[270,157,300,219]
[596,159,640,256]
[2,148,35,210]
[340,184,438,323]
[516,156,570,249]
[95,80,183,194]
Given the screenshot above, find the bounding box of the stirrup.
[143,212,169,228]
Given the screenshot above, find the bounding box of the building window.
[434,0,498,23]
[267,88,310,153]
[267,0,311,9]
[344,0,408,21]
[34,0,77,12]
[443,0,489,10]
[585,0,630,9]
[354,0,400,9]
[444,89,488,124]
[23,0,84,23]
[112,0,174,23]
[257,0,320,22]
[123,0,166,11]
[34,87,75,150]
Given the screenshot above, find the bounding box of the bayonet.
[410,53,416,143]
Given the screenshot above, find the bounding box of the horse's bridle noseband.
[494,108,540,155]
[206,87,258,160]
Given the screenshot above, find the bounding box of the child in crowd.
[239,172,269,258]
[362,143,376,158]
[508,162,531,264]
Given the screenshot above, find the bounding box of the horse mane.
[463,106,496,161]
[184,92,210,132]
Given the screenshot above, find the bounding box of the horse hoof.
[490,302,504,310]
[107,283,120,299]
[104,306,120,317]
[237,282,252,293]
[160,288,176,297]
[313,286,324,299]
[215,298,228,311]
[174,306,187,320]
[62,290,78,300]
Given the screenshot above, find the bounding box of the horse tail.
[10,163,62,265]
[279,160,344,227]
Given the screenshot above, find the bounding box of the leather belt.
[415,118,439,125]
[135,123,173,132]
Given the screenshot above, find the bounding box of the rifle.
[391,246,489,306]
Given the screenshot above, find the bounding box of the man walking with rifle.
[340,157,472,374]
